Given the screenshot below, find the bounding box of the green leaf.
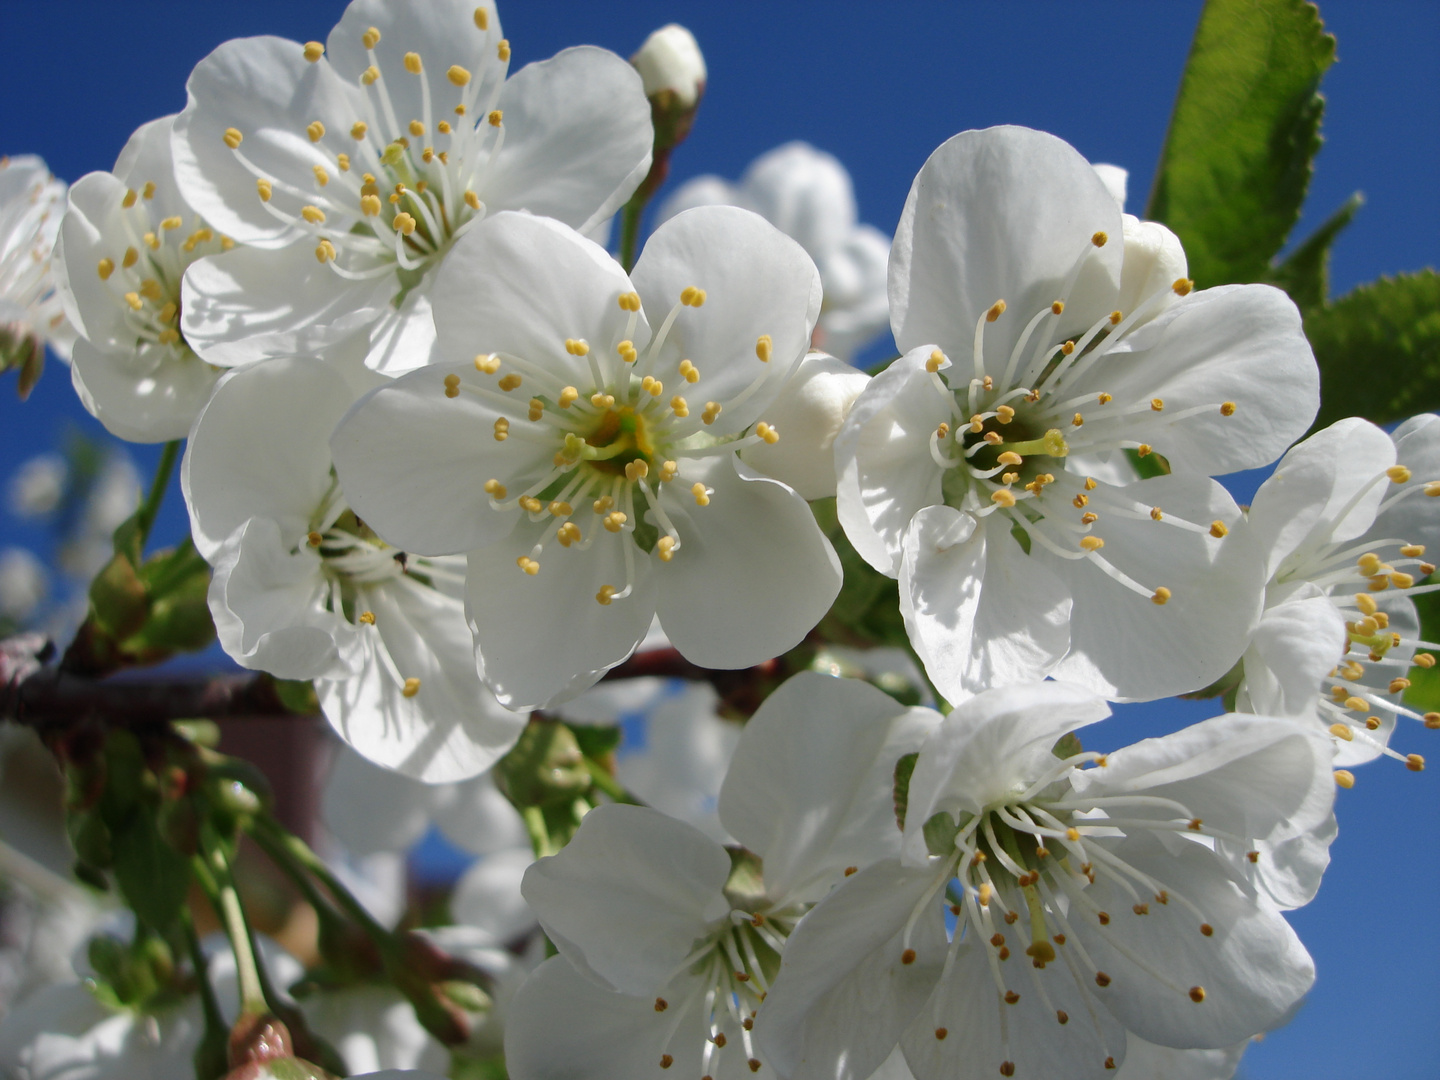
[893,752,918,831]
[1308,271,1440,431]
[1268,191,1363,311]
[110,810,191,931]
[571,724,623,760]
[1403,586,1440,715]
[273,678,319,715]
[1146,0,1335,287]
[88,553,148,639]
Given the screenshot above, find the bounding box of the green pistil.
[1005,429,1070,459]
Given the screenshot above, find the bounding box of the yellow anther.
[1049,298,1066,315]
[393,212,417,235]
[564,338,590,356]
[680,286,707,307]
[1334,769,1355,788]
[1329,723,1355,742]
[360,64,380,85]
[1425,481,1440,496]
[619,341,639,364]
[408,118,425,136]
[156,327,180,346]
[1057,339,1074,356]
[443,372,461,390]
[991,489,1017,508]
[122,188,138,208]
[1092,231,1108,247]
[596,585,617,605]
[446,64,472,87]
[303,40,324,62]
[994,405,1014,424]
[223,127,243,149]
[301,531,325,549]
[1386,464,1413,484]
[122,247,138,268]
[996,451,1023,466]
[1353,592,1379,616]
[547,500,574,518]
[1188,986,1205,1004]
[983,431,1004,446]
[493,417,509,441]
[473,355,500,374]
[692,483,711,507]
[1401,544,1426,557]
[496,373,522,392]
[402,677,421,697]
[1172,278,1194,296]
[474,7,490,29]
[362,26,381,48]
[557,522,582,547]
[1145,507,1162,523]
[1083,477,1098,491]
[670,395,689,418]
[1391,571,1416,588]
[307,120,326,142]
[1002,471,1020,484]
[158,302,178,323]
[1204,519,1229,539]
[592,495,615,514]
[1425,712,1440,729]
[516,557,540,576]
[310,165,331,189]
[590,392,615,409]
[464,190,481,210]
[925,349,946,374]
[96,257,115,281]
[513,496,542,515]
[556,386,580,409]
[1150,398,1164,412]
[488,110,503,127]
[1220,401,1237,416]
[483,479,507,499]
[221,235,235,250]
[639,375,659,395]
[1097,392,1112,405]
[1358,552,1383,575]
[617,291,642,312]
[604,511,627,533]
[122,291,142,310]
[527,397,545,422]
[986,299,1006,322]
[1151,587,1172,605]
[701,401,722,425]
[301,205,326,224]
[677,359,700,383]
[359,194,381,216]
[1080,511,1099,525]
[497,39,511,61]
[1407,754,1426,772]
[1344,696,1369,712]
[1072,493,1089,509]
[625,460,650,481]
[315,239,337,263]
[936,422,951,439]
[1080,536,1105,552]
[1368,574,1391,592]
[755,422,780,444]
[1072,413,1085,427]
[647,535,676,563]
[403,51,423,73]
[1109,310,1124,325]
[648,461,675,484]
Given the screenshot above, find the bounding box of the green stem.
[583,757,643,805]
[181,907,227,1036]
[522,805,555,858]
[135,440,181,553]
[618,193,645,273]
[250,814,389,943]
[192,852,266,1015]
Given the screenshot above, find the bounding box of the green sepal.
[893,752,918,832]
[272,679,319,715]
[922,812,960,858]
[570,724,622,760]
[110,809,191,933]
[493,720,592,809]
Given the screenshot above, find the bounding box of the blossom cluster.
[0,1,1436,1079]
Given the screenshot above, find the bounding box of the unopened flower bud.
[1116,214,1188,328]
[740,353,870,499]
[633,24,706,110]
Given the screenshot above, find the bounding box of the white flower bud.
[1091,163,1128,210]
[741,353,870,500]
[8,453,67,518]
[1117,213,1189,327]
[632,24,707,108]
[0,547,47,622]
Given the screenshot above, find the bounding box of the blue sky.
[2,2,1437,1077]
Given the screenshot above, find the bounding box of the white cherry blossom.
[632,25,707,109]
[182,351,526,781]
[657,142,890,361]
[757,682,1334,1080]
[330,207,840,709]
[837,126,1317,703]
[0,155,72,389]
[1236,414,1440,773]
[54,115,231,442]
[171,0,653,371]
[506,673,937,1080]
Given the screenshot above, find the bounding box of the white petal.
[1116,215,1187,327]
[113,114,188,215]
[486,47,654,236]
[655,175,743,225]
[207,517,353,680]
[330,358,551,557]
[55,171,142,347]
[430,210,644,385]
[173,35,370,246]
[1050,474,1264,702]
[321,746,437,856]
[740,142,858,261]
[319,578,527,782]
[465,521,658,710]
[302,985,448,1075]
[69,337,222,444]
[889,126,1123,361]
[1114,1034,1246,1080]
[181,245,394,366]
[835,349,949,575]
[521,804,730,996]
[1070,833,1314,1048]
[718,671,937,902]
[504,957,708,1080]
[654,455,841,669]
[1241,593,1347,716]
[451,848,537,946]
[900,935,1127,1080]
[903,683,1109,862]
[631,206,823,436]
[815,224,891,361]
[1092,163,1129,210]
[1378,412,1440,545]
[183,355,358,560]
[1088,284,1318,476]
[429,771,530,856]
[756,860,948,1080]
[899,506,1073,703]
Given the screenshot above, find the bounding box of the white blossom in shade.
[0,547,47,623]
[8,453,67,518]
[1113,1034,1247,1080]
[170,0,654,372]
[756,683,1334,1080]
[505,673,938,1080]
[302,985,449,1075]
[632,24,707,108]
[740,351,871,500]
[657,142,889,361]
[0,156,73,366]
[182,352,526,781]
[330,207,840,709]
[1235,414,1440,774]
[52,115,231,443]
[836,126,1317,703]
[56,452,141,583]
